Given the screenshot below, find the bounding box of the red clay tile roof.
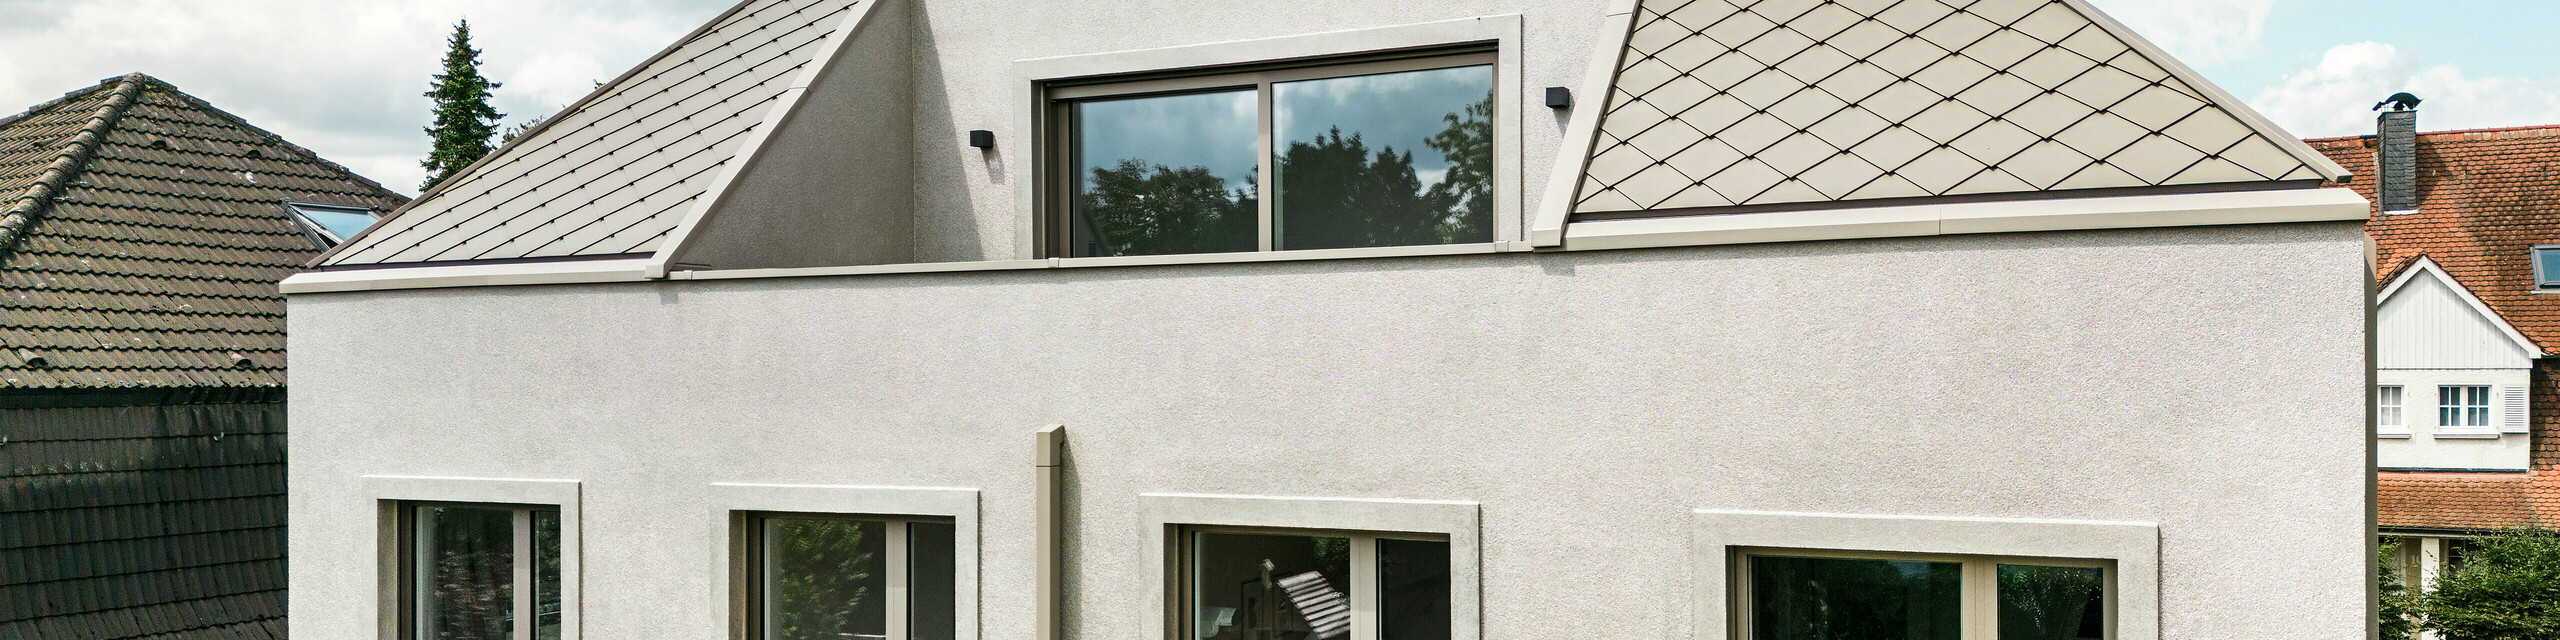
[2314,123,2560,531]
[0,74,405,390]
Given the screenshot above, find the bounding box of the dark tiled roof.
[2310,124,2560,531]
[0,393,288,640]
[0,73,406,390]
[317,0,857,267]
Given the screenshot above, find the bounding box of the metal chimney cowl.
[2378,109,2420,215]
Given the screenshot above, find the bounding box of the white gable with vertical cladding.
[2377,259,2538,370]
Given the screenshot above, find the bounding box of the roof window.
[287,203,384,248]
[2535,246,2560,290]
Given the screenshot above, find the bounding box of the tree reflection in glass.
[420,505,513,640]
[1069,89,1259,257]
[1274,65,1492,251]
[1997,565,2105,640]
[766,518,886,640]
[1750,555,1962,640]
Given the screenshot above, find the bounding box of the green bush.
[2400,529,2560,640]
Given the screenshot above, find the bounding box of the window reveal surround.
[1012,15,1526,261]
[1692,510,2160,640]
[2534,245,2560,291]
[707,483,982,640]
[1140,493,1482,640]
[365,475,584,640]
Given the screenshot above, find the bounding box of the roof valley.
[0,74,144,262]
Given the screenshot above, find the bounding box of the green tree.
[421,20,505,191]
[771,520,882,640]
[1077,159,1257,256]
[2409,529,2560,639]
[2381,540,2418,640]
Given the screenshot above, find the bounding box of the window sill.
[2432,430,2503,440]
[2377,431,2412,439]
[676,242,1534,281]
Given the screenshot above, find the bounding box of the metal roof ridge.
[0,74,146,263]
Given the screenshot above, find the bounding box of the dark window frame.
[731,511,959,640]
[393,501,562,640]
[1036,46,1500,259]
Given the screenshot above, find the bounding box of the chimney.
[2377,104,2420,215]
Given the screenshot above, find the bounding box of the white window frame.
[2439,385,2496,436]
[1140,493,1480,640]
[365,475,583,640]
[1011,15,1526,262]
[1692,510,2160,640]
[708,483,981,640]
[1732,547,2115,640]
[2378,385,2409,438]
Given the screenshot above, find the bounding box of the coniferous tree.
[420,20,504,191]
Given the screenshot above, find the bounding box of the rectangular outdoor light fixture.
[1545,87,1572,109]
[968,130,996,149]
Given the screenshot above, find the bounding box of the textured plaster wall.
[289,222,2372,640]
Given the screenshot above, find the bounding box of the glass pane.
[1378,538,1451,640]
[298,208,380,240]
[1191,531,1352,640]
[2539,248,2560,286]
[766,518,888,640]
[533,510,562,640]
[1273,64,1494,251]
[1749,555,1961,640]
[418,505,513,640]
[908,522,958,640]
[1998,564,2105,640]
[1069,89,1259,257]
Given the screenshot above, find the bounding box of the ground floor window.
[1183,527,1450,640]
[740,513,957,640]
[1738,549,2109,640]
[401,502,562,640]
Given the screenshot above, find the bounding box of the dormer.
[2375,257,2540,471]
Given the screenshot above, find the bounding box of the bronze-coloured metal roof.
[0,73,406,390]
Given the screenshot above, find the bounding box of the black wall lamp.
[1545,87,1573,109]
[968,130,996,149]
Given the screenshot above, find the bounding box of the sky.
[0,0,2550,196]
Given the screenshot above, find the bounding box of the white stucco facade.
[287,223,2373,639]
[284,0,2377,638]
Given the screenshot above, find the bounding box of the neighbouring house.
[0,73,403,639]
[2310,116,2560,590]
[281,1,2375,640]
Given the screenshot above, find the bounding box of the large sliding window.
[1737,549,2110,640]
[1180,526,1450,640]
[400,503,562,640]
[1046,51,1496,258]
[738,513,957,640]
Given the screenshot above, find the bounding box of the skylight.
[287,203,384,247]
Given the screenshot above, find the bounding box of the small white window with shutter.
[2503,385,2531,434]
[2378,386,2409,437]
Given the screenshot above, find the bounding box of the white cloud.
[0,0,727,194]
[2082,0,2277,65]
[2248,42,2560,138]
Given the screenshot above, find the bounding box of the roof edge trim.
[644,0,882,279]
[2057,0,2351,182]
[2377,256,2544,357]
[279,257,652,294]
[0,74,145,262]
[1560,184,2369,252]
[305,0,769,268]
[1529,1,1637,248]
